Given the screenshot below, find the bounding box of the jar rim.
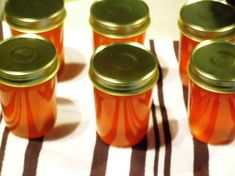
[89,0,150,37]
[178,0,235,40]
[0,34,59,87]
[5,0,66,32]
[89,42,159,96]
[188,40,235,93]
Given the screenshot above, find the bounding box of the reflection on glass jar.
[188,41,235,144]
[89,0,150,50]
[178,0,235,87]
[94,87,152,147]
[89,43,159,147]
[0,34,59,138]
[5,0,66,76]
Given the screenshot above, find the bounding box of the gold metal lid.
[188,40,235,93]
[89,0,150,38]
[89,42,159,96]
[178,0,235,41]
[0,34,59,87]
[5,0,66,32]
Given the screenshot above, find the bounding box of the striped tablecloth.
[0,25,235,176]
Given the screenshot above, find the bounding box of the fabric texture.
[0,24,234,176]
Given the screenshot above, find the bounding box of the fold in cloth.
[0,27,235,176]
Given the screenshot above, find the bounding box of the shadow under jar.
[178,0,235,87]
[89,0,150,50]
[4,0,66,77]
[188,40,235,144]
[0,34,59,139]
[89,43,159,147]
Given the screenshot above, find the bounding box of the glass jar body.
[93,87,153,147]
[92,31,146,50]
[0,78,57,139]
[188,81,235,144]
[179,33,199,87]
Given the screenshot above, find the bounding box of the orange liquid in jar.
[188,81,235,144]
[94,87,152,147]
[0,78,57,139]
[93,31,146,50]
[10,25,65,76]
[179,34,199,87]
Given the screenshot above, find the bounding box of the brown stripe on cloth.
[0,126,9,174]
[90,134,109,176]
[22,137,43,176]
[193,138,209,176]
[173,40,209,176]
[129,136,147,176]
[0,23,3,40]
[0,112,2,124]
[151,101,161,176]
[173,41,179,61]
[150,40,172,176]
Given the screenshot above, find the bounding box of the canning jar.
[89,43,159,147]
[4,0,66,76]
[0,34,59,139]
[89,0,150,49]
[178,0,235,87]
[188,40,235,144]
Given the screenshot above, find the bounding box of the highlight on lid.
[89,42,159,96]
[188,40,235,93]
[178,0,235,41]
[5,0,66,32]
[188,40,235,144]
[89,0,150,49]
[4,0,67,76]
[0,34,59,87]
[0,34,59,139]
[89,42,158,147]
[177,0,235,87]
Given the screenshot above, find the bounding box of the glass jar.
[0,34,59,139]
[188,40,235,144]
[89,43,159,147]
[178,0,235,87]
[89,0,150,50]
[4,0,66,76]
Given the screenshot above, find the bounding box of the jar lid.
[0,34,59,87]
[5,0,66,32]
[188,40,235,93]
[178,0,235,41]
[89,0,150,38]
[89,43,159,95]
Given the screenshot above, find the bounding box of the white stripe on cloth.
[106,147,132,176]
[1,130,28,176]
[209,142,235,176]
[153,39,194,176]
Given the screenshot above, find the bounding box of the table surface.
[1,0,235,176]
